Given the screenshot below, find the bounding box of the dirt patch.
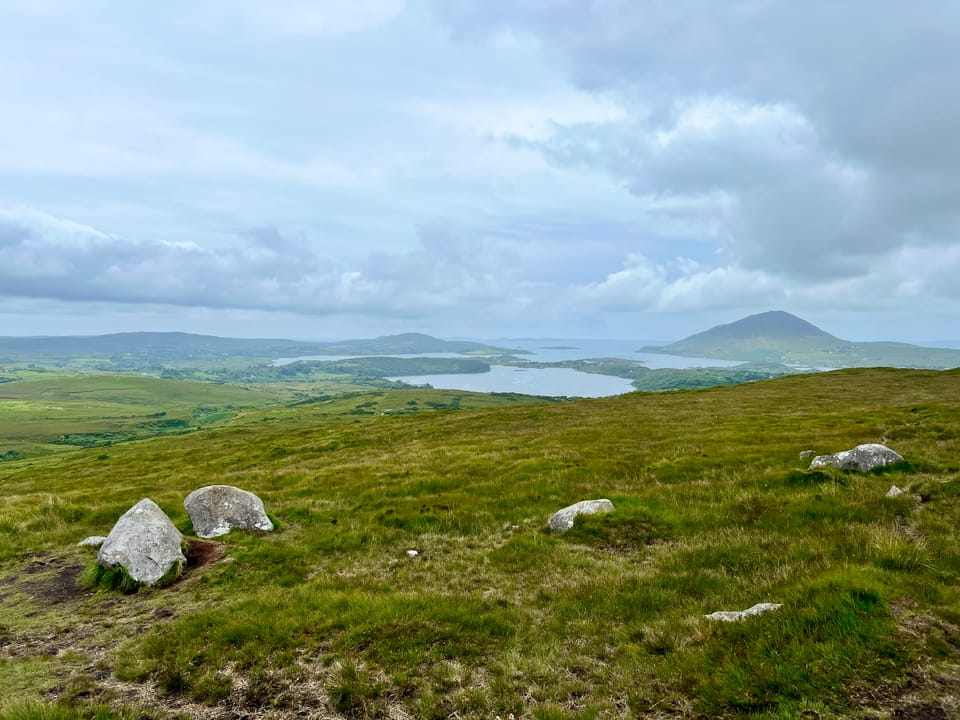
[892,703,949,719]
[96,663,337,720]
[184,538,225,569]
[0,627,90,658]
[855,663,960,720]
[20,553,88,605]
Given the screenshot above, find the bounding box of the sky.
[1,1,959,343]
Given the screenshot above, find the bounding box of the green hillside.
[0,373,281,458]
[644,310,960,368]
[0,373,556,460]
[2,368,960,718]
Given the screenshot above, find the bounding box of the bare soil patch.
[184,538,225,569]
[21,555,87,605]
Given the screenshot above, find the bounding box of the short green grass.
[1,367,960,718]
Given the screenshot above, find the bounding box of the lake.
[276,338,743,398]
[388,364,637,397]
[386,339,743,398]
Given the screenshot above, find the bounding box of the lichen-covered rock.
[809,443,904,472]
[705,602,782,622]
[548,499,615,532]
[184,484,274,538]
[98,499,185,585]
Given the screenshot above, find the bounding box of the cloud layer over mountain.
[1,1,957,340]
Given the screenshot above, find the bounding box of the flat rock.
[799,450,815,460]
[184,484,274,538]
[809,443,904,472]
[77,535,107,548]
[705,602,782,622]
[548,499,614,532]
[98,499,185,585]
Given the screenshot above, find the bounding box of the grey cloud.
[0,220,31,247]
[437,1,960,284]
[0,211,536,319]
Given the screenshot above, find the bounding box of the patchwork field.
[1,368,960,718]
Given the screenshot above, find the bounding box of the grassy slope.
[0,373,282,458]
[1,368,960,718]
[0,373,549,459]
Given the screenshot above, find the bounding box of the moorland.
[2,364,960,719]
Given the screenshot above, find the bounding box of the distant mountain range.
[0,332,520,364]
[643,310,960,369]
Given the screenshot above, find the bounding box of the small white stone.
[705,602,782,622]
[77,535,107,548]
[406,549,419,558]
[886,485,905,498]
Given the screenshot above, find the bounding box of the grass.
[0,373,557,458]
[1,367,960,717]
[0,373,279,458]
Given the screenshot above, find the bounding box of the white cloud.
[572,254,781,313]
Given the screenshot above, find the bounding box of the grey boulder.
[809,443,904,472]
[548,499,615,532]
[184,484,274,538]
[98,499,185,585]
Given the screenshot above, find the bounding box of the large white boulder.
[98,499,185,585]
[184,484,274,538]
[809,443,904,472]
[548,499,615,532]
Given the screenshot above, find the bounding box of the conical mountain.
[649,310,847,362]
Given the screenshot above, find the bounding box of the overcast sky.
[2,1,958,342]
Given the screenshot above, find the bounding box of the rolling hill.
[643,310,960,368]
[0,332,520,369]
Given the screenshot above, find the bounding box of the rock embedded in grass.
[548,498,615,532]
[886,485,905,498]
[184,484,274,538]
[77,535,107,548]
[704,602,783,622]
[808,443,904,472]
[97,498,186,585]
